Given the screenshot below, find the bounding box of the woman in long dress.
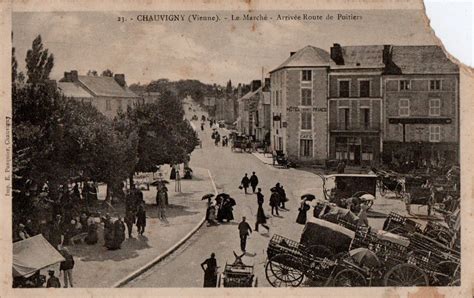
[255,189,269,231]
[296,199,311,225]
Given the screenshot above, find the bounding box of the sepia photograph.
[2,0,472,295]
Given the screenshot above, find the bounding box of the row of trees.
[12,35,199,205]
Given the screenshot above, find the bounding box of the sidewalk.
[67,166,214,287]
[252,151,274,165]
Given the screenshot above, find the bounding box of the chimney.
[383,45,392,65]
[70,70,78,81]
[290,51,296,56]
[264,78,271,88]
[114,74,126,87]
[64,72,72,82]
[330,43,344,65]
[251,80,262,92]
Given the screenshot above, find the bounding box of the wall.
[329,73,381,98]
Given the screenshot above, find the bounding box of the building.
[215,96,236,124]
[269,46,330,163]
[255,78,271,143]
[141,91,161,104]
[382,45,459,165]
[327,44,384,166]
[59,70,140,118]
[237,80,262,137]
[203,96,216,118]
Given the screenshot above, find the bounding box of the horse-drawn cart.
[217,252,257,287]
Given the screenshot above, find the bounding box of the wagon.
[319,174,378,211]
[217,252,257,287]
[265,218,354,287]
[231,135,249,152]
[373,169,405,198]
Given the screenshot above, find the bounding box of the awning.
[13,234,65,278]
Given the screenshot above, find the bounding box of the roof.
[390,45,458,74]
[57,82,93,98]
[13,234,65,277]
[333,45,385,68]
[271,45,330,72]
[78,76,139,98]
[240,87,262,100]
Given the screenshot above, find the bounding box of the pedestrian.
[206,203,218,226]
[269,189,280,216]
[124,208,136,238]
[50,214,64,250]
[238,216,252,252]
[275,183,288,209]
[358,202,369,227]
[201,122,204,131]
[296,199,311,225]
[201,253,218,287]
[250,172,259,193]
[157,186,168,222]
[240,173,250,194]
[337,160,346,174]
[136,203,147,235]
[85,218,98,245]
[59,248,74,288]
[46,270,61,288]
[255,188,270,232]
[109,217,126,250]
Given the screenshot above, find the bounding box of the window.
[429,99,441,116]
[301,88,312,106]
[359,80,370,97]
[300,139,313,157]
[302,70,312,81]
[301,111,312,130]
[430,80,441,91]
[335,137,348,160]
[338,80,350,97]
[338,108,350,130]
[399,99,410,116]
[106,99,112,111]
[360,108,370,129]
[429,125,441,142]
[399,80,411,91]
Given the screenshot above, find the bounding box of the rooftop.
[333,45,385,68]
[271,45,330,72]
[57,82,93,98]
[389,45,458,74]
[78,76,139,98]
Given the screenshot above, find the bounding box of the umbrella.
[150,179,170,186]
[301,194,316,201]
[216,193,230,200]
[349,247,381,268]
[359,194,375,201]
[201,193,215,201]
[270,187,278,192]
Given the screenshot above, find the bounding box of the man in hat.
[249,172,259,193]
[269,189,280,216]
[46,270,61,288]
[240,173,250,194]
[59,248,75,288]
[238,217,252,252]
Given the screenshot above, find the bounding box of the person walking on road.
[240,173,250,194]
[269,189,280,216]
[296,199,311,225]
[124,209,135,238]
[255,188,270,232]
[238,217,252,252]
[201,253,218,287]
[136,203,147,235]
[59,248,75,288]
[157,187,168,222]
[250,172,259,193]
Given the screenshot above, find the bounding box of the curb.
[251,152,273,165]
[113,168,218,288]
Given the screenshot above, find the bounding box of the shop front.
[330,133,380,166]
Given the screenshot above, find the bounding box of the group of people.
[205,193,236,225]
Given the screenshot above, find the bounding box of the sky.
[12,10,436,86]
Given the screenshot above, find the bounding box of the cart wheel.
[383,263,429,286]
[332,269,367,287]
[378,181,387,196]
[306,245,334,259]
[437,261,460,286]
[265,254,305,287]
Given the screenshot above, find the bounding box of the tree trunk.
[105,183,111,201]
[129,173,134,189]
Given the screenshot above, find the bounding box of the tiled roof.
[271,45,330,72]
[78,76,139,98]
[240,87,261,100]
[57,82,93,98]
[336,45,385,68]
[390,45,458,74]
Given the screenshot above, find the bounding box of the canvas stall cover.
[13,234,65,277]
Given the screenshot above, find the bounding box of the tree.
[12,47,18,83]
[25,35,54,83]
[226,79,233,95]
[101,69,113,77]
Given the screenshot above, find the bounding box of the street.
[127,100,399,288]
